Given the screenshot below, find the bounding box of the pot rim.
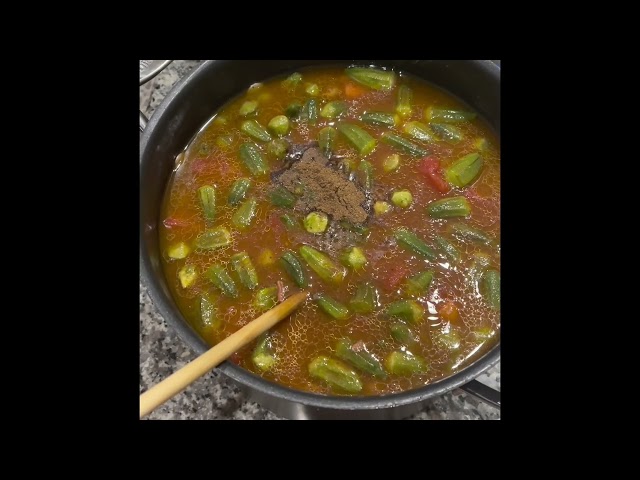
[140,59,500,411]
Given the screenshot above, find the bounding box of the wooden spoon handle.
[140,291,308,418]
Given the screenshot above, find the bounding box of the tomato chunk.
[418,156,450,193]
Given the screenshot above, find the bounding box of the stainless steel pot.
[140,60,500,419]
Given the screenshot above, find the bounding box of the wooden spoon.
[140,290,308,418]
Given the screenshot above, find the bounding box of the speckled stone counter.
[139,60,500,420]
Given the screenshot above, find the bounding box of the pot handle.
[460,380,500,409]
[139,60,173,133]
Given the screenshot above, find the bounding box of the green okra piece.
[447,223,494,246]
[396,85,413,118]
[349,283,378,314]
[178,264,198,288]
[232,197,258,230]
[435,328,461,351]
[338,123,377,156]
[304,211,329,234]
[252,333,277,371]
[302,99,318,125]
[425,106,477,124]
[254,287,278,312]
[345,66,396,90]
[305,83,319,96]
[403,270,434,297]
[239,100,258,116]
[357,159,374,195]
[444,153,483,188]
[194,227,232,250]
[427,196,472,218]
[241,119,272,142]
[199,293,222,331]
[385,350,428,375]
[361,111,397,127]
[434,235,461,263]
[280,213,298,230]
[339,220,370,237]
[480,269,501,310]
[231,252,259,290]
[318,126,337,158]
[335,338,386,379]
[315,293,351,321]
[308,355,363,393]
[381,131,429,157]
[227,178,251,206]
[430,123,463,144]
[239,142,269,176]
[285,102,302,119]
[403,121,438,143]
[280,250,308,288]
[393,228,437,260]
[268,138,288,160]
[390,323,418,346]
[320,101,348,119]
[267,115,290,137]
[384,299,425,325]
[206,264,238,298]
[168,242,190,259]
[281,72,302,92]
[299,245,346,284]
[340,246,367,270]
[270,186,297,208]
[198,185,216,222]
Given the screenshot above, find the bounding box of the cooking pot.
[140,60,501,419]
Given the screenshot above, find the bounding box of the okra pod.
[270,186,297,208]
[252,333,277,371]
[231,197,258,230]
[335,338,386,379]
[357,159,374,195]
[361,111,396,127]
[318,126,337,158]
[430,123,463,144]
[381,132,429,157]
[383,154,400,172]
[403,121,438,143]
[385,350,427,375]
[320,101,348,119]
[447,223,494,246]
[480,269,500,310]
[199,293,222,330]
[178,264,197,288]
[239,142,269,176]
[425,106,477,124]
[227,178,251,206]
[340,246,367,270]
[384,299,425,325]
[396,85,413,118]
[304,211,329,234]
[268,138,288,160]
[206,264,238,298]
[393,228,437,260]
[241,119,272,142]
[267,115,290,137]
[231,252,259,290]
[444,153,483,188]
[403,270,434,297]
[308,355,363,393]
[254,287,278,312]
[280,213,298,230]
[168,242,190,259]
[299,245,346,284]
[345,67,396,90]
[315,293,351,320]
[198,185,216,222]
[434,235,461,263]
[349,283,378,314]
[194,227,232,250]
[338,123,377,156]
[285,102,302,119]
[339,220,370,237]
[390,323,418,346]
[305,83,319,96]
[280,251,308,288]
[302,99,318,125]
[427,196,472,218]
[239,100,258,116]
[281,72,302,92]
[391,189,413,208]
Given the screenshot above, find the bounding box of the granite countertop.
[139,60,500,420]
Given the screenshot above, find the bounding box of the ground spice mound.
[277,147,368,223]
